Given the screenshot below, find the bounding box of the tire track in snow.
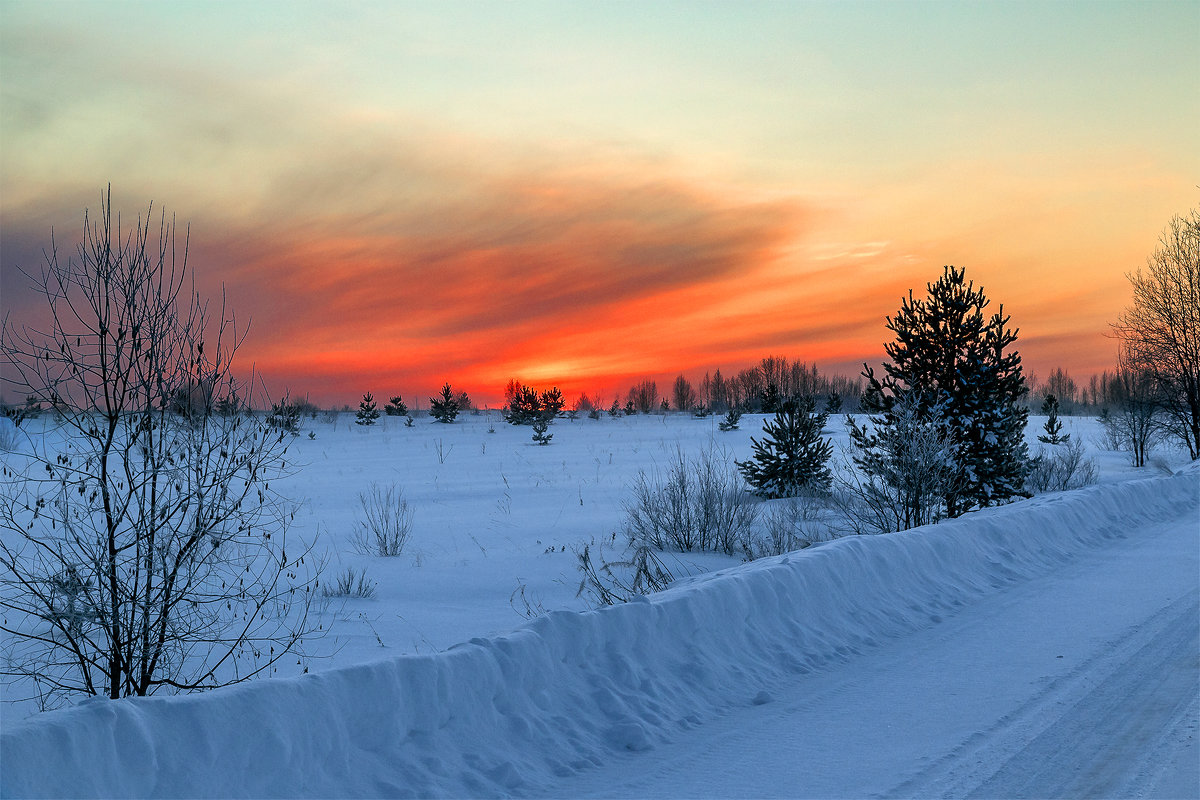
[969,591,1199,798]
[888,589,1199,798]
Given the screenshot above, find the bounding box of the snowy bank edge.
[2,472,1197,798]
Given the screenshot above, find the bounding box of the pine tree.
[384,395,408,417]
[454,390,472,414]
[760,383,782,413]
[846,392,960,531]
[737,398,833,498]
[504,385,543,425]
[429,382,460,423]
[531,418,553,445]
[504,385,563,426]
[864,265,1030,516]
[541,387,565,418]
[267,394,301,434]
[718,408,742,431]
[355,392,380,426]
[1038,394,1070,444]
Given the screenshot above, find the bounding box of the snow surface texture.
[3,466,1196,798]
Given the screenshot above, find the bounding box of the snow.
[1,413,1197,797]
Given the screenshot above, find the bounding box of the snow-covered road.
[545,506,1199,799]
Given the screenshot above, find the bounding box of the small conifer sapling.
[531,418,553,445]
[1038,393,1070,445]
[356,392,380,426]
[429,382,460,423]
[737,399,833,498]
[384,395,408,417]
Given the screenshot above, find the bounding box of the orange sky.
[2,2,1197,407]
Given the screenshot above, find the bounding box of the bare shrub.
[1100,350,1162,467]
[574,543,676,606]
[350,483,414,557]
[624,446,757,554]
[509,581,548,619]
[0,417,17,452]
[1026,439,1098,494]
[321,566,376,599]
[740,495,833,559]
[267,394,303,434]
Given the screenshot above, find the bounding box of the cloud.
[3,116,808,404]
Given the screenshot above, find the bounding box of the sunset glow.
[2,1,1197,407]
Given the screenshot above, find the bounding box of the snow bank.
[3,471,1197,798]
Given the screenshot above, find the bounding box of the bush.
[321,566,376,599]
[625,447,757,555]
[574,543,676,606]
[841,393,960,533]
[1026,439,1098,494]
[267,394,303,434]
[740,495,832,559]
[1,396,42,426]
[350,483,415,556]
[0,416,17,451]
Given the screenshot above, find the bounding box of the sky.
[1,0,1197,407]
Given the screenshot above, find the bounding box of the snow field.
[2,459,1195,798]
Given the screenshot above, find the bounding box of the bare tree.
[1099,347,1162,467]
[1114,209,1200,459]
[0,189,319,710]
[1045,367,1079,412]
[626,379,658,414]
[671,374,697,413]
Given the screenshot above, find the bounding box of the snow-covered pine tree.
[384,395,408,417]
[864,265,1030,516]
[1038,393,1070,444]
[355,392,380,426]
[846,392,960,532]
[718,408,742,431]
[429,382,460,423]
[737,398,833,498]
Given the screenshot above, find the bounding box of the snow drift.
[3,470,1197,798]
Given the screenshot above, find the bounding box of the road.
[540,502,1200,799]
